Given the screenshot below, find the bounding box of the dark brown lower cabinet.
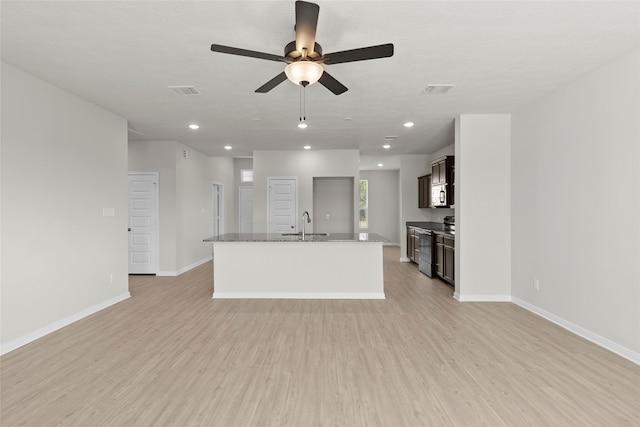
[435,233,454,285]
[407,227,420,263]
[443,238,455,283]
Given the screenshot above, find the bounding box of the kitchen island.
[203,233,387,299]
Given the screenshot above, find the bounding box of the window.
[359,179,368,229]
[241,169,253,183]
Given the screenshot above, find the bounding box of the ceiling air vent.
[425,84,455,94]
[168,86,201,95]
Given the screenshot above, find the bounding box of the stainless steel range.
[443,216,455,234]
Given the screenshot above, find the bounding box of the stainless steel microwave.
[432,185,448,207]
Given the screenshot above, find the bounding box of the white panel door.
[239,187,253,233]
[268,178,297,233]
[128,174,158,274]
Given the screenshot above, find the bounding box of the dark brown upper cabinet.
[431,156,455,207]
[418,174,432,208]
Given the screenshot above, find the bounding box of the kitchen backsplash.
[429,208,455,223]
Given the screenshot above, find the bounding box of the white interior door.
[239,187,253,233]
[212,183,224,237]
[268,178,297,233]
[128,173,158,274]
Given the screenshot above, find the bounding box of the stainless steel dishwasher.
[418,229,433,277]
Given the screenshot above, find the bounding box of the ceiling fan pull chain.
[299,84,303,121]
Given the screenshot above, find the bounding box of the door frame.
[128,172,160,275]
[212,181,225,237]
[267,176,298,233]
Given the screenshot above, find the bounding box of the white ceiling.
[2,1,638,169]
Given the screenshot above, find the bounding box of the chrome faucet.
[301,211,311,239]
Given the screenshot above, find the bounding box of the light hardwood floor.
[1,246,638,426]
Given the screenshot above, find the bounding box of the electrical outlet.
[534,278,540,290]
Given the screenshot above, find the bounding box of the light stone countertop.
[203,232,388,243]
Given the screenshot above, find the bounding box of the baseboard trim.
[511,297,640,365]
[213,292,386,300]
[384,242,400,247]
[157,256,212,277]
[176,256,212,276]
[454,293,511,302]
[1,292,131,356]
[400,257,411,263]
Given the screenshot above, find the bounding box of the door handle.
[128,228,131,232]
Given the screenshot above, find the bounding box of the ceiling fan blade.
[322,43,394,65]
[255,72,288,93]
[295,1,320,56]
[318,71,348,95]
[211,44,285,62]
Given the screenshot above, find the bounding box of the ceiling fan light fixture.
[285,61,323,86]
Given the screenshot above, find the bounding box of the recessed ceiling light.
[382,144,391,149]
[224,145,232,150]
[344,117,353,121]
[377,163,384,167]
[384,136,398,141]
[303,145,311,150]
[403,122,414,128]
[188,124,200,130]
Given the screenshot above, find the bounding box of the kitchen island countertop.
[203,232,388,243]
[204,232,386,299]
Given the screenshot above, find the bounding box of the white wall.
[1,62,130,353]
[129,142,235,274]
[233,157,253,229]
[176,145,214,271]
[313,177,355,234]
[208,156,236,234]
[511,49,640,356]
[252,150,360,233]
[455,115,511,300]
[360,170,400,244]
[128,140,177,272]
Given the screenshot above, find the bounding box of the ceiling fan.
[210,0,394,95]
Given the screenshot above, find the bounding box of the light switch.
[103,208,115,217]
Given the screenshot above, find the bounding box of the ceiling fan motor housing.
[285,41,323,61]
